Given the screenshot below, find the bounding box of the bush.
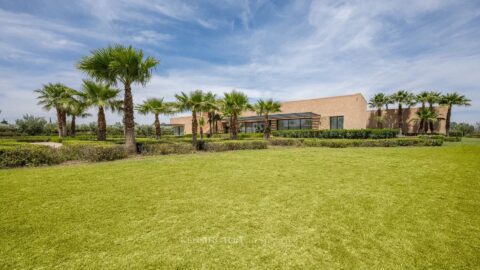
[272,128,399,139]
[202,140,268,152]
[268,137,443,148]
[15,114,47,136]
[138,142,194,155]
[447,131,463,137]
[0,145,64,168]
[61,145,127,162]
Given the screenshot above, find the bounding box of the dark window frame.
[277,118,313,130]
[330,116,344,130]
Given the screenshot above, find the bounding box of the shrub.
[268,138,304,146]
[202,140,268,152]
[0,145,64,168]
[447,131,463,137]
[61,145,127,162]
[272,128,399,139]
[237,133,264,139]
[138,142,194,155]
[15,114,47,136]
[268,137,443,148]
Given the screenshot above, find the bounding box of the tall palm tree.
[221,91,251,140]
[136,98,175,139]
[34,83,74,138]
[440,93,471,135]
[77,45,160,153]
[175,90,207,146]
[65,97,90,137]
[415,91,430,133]
[253,99,282,139]
[79,80,121,141]
[391,90,416,134]
[426,91,442,133]
[368,93,389,128]
[203,92,219,137]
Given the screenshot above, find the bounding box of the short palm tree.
[414,108,440,134]
[415,91,430,133]
[391,90,416,134]
[425,91,442,133]
[136,98,175,139]
[368,93,389,128]
[65,97,90,137]
[221,91,251,140]
[253,99,282,139]
[175,90,207,146]
[35,83,74,138]
[203,92,219,137]
[79,80,121,141]
[77,45,160,153]
[440,93,471,135]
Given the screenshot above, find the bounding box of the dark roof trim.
[237,112,320,122]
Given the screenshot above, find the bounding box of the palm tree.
[415,91,430,133]
[253,99,282,139]
[35,83,74,138]
[368,93,389,128]
[65,97,90,137]
[175,90,207,146]
[77,45,160,153]
[198,116,206,139]
[221,91,251,140]
[203,92,219,137]
[136,98,175,139]
[79,80,121,141]
[426,91,442,133]
[440,93,471,135]
[391,90,416,134]
[414,108,440,134]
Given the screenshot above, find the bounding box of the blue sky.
[0,0,479,124]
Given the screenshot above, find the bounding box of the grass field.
[1,139,479,269]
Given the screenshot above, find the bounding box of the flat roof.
[237,112,320,122]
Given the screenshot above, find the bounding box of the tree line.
[369,90,470,134]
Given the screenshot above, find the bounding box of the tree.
[79,80,121,141]
[451,122,475,136]
[175,90,207,146]
[368,93,390,128]
[414,108,439,134]
[415,91,430,133]
[426,91,442,133]
[78,44,160,154]
[15,114,47,135]
[65,96,90,137]
[391,90,416,134]
[221,91,251,140]
[203,92,219,137]
[136,98,175,139]
[440,93,471,135]
[35,83,74,138]
[253,99,281,139]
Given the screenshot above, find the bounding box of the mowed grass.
[1,140,479,269]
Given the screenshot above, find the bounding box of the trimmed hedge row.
[138,142,194,155]
[272,128,399,139]
[202,140,268,152]
[268,137,444,148]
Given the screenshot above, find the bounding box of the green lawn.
[1,139,479,269]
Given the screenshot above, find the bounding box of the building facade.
[170,93,447,135]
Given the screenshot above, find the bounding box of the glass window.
[245,122,253,133]
[278,120,288,130]
[330,116,344,130]
[300,119,312,129]
[252,122,264,133]
[288,119,300,129]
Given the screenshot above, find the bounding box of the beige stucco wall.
[366,106,448,134]
[171,93,369,134]
[170,115,211,135]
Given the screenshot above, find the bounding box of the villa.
[169,93,448,135]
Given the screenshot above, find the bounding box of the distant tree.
[253,99,282,139]
[79,80,121,141]
[78,44,160,154]
[391,90,416,134]
[451,122,475,136]
[35,83,74,138]
[136,98,175,139]
[368,93,390,128]
[15,114,47,135]
[440,93,471,135]
[221,91,251,140]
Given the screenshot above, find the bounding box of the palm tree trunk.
[231,114,238,140]
[123,83,136,154]
[377,108,382,129]
[445,105,452,136]
[62,111,68,137]
[56,108,63,138]
[208,112,213,136]
[397,104,403,134]
[192,111,198,147]
[429,105,435,134]
[97,106,107,141]
[70,115,76,137]
[418,103,425,134]
[264,114,270,139]
[154,114,161,139]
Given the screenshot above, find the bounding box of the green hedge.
[138,142,194,155]
[272,128,399,139]
[61,145,127,162]
[268,137,443,148]
[202,140,268,152]
[0,146,64,168]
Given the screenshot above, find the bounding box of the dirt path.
[30,142,63,148]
